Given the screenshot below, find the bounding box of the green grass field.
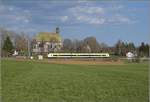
[1,59,149,102]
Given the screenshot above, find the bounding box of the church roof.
[35,32,61,42]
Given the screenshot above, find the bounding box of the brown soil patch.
[46,60,124,65]
[4,58,124,65]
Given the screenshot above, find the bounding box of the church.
[32,27,62,54]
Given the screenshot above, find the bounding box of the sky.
[0,0,150,46]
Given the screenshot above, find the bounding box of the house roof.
[35,32,61,42]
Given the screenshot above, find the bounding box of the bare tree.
[15,32,28,55]
[83,36,100,52]
[62,39,73,52]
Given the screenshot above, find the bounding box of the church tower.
[56,27,60,34]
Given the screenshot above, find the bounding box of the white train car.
[47,53,110,58]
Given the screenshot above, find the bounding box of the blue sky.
[0,0,150,46]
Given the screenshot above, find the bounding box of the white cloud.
[60,16,68,22]
[8,7,14,11]
[1,13,31,25]
[76,15,105,25]
[69,6,105,25]
[90,18,105,24]
[24,19,30,23]
[0,1,137,32]
[7,26,37,34]
[0,5,9,13]
[108,14,133,24]
[14,15,30,23]
[70,6,104,14]
[24,10,30,13]
[111,5,124,10]
[77,0,89,3]
[0,4,32,24]
[68,4,135,25]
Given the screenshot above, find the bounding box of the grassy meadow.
[1,59,149,102]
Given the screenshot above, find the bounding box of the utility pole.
[28,37,31,58]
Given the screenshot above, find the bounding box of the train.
[47,53,110,58]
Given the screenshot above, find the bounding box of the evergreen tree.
[139,42,149,57]
[145,44,149,57]
[2,36,14,56]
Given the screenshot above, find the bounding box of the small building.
[32,27,62,54]
[126,52,134,58]
[126,52,135,62]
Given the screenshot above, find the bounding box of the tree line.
[1,28,29,57]
[0,28,149,57]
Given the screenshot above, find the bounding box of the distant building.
[32,27,62,54]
